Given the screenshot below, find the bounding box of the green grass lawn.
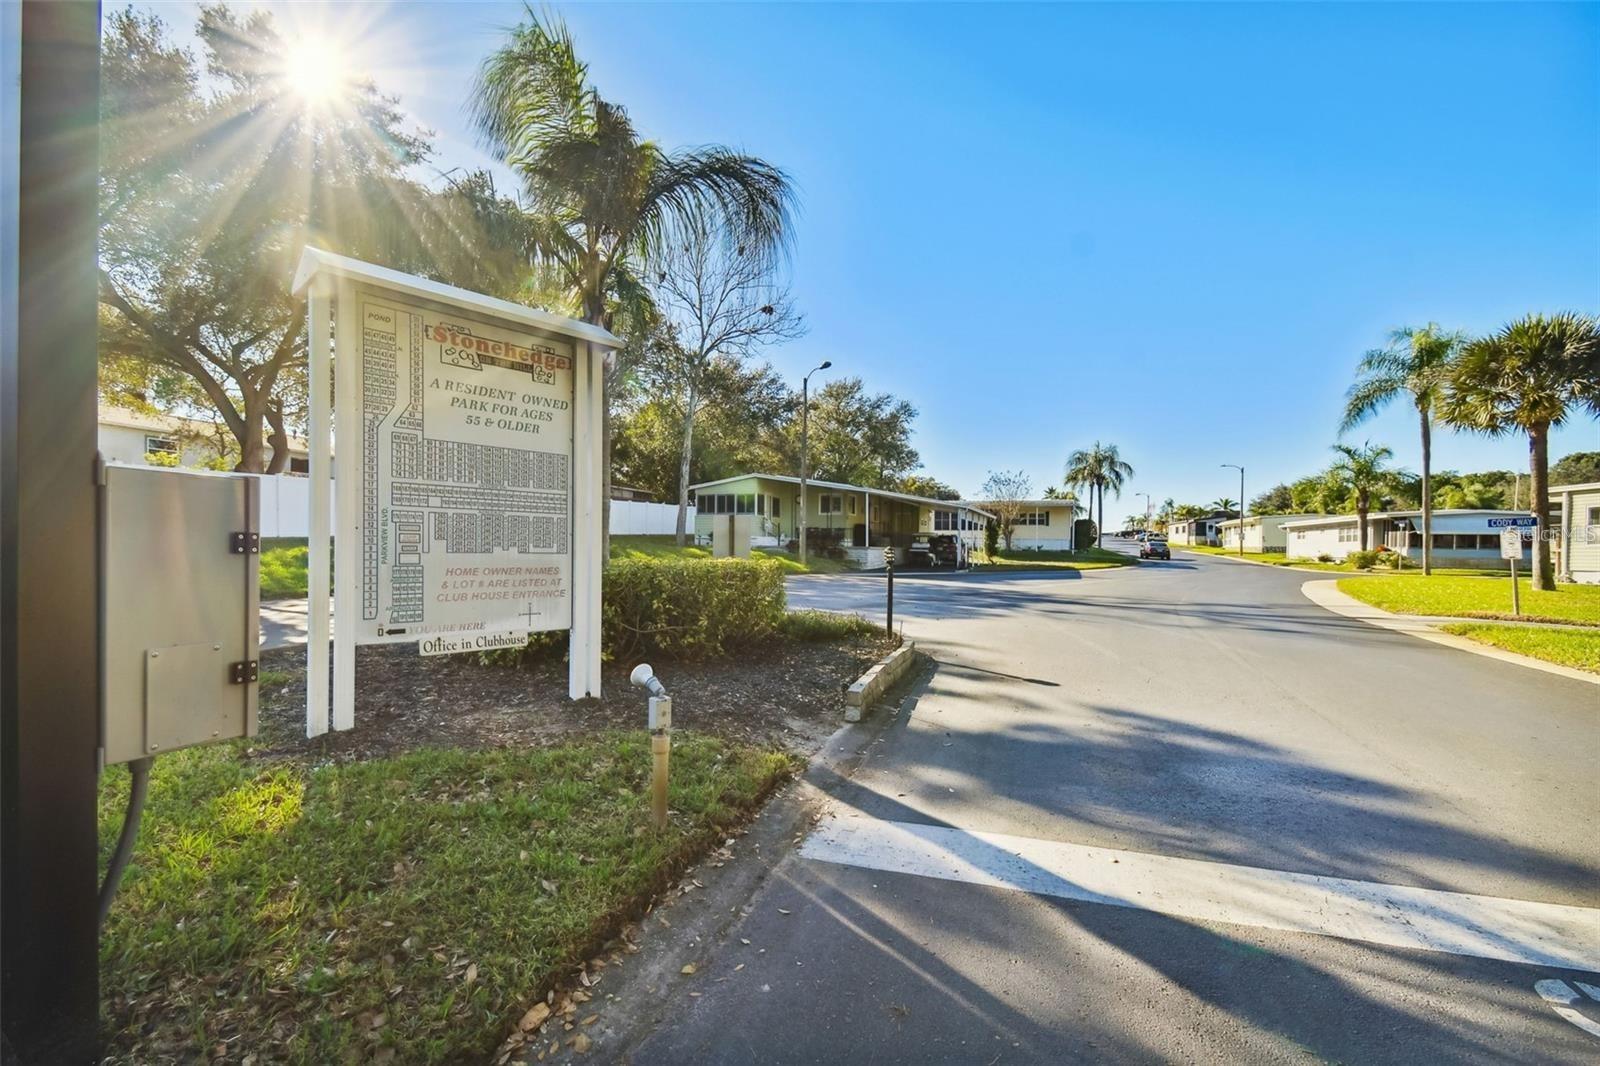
[1440,623,1600,674]
[99,733,799,1063]
[609,535,855,574]
[977,546,1137,571]
[1338,575,1600,626]
[1177,544,1362,571]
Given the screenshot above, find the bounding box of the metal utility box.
[100,464,259,765]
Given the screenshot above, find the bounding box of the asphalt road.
[629,544,1600,1063]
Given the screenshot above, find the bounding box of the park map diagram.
[356,295,573,642]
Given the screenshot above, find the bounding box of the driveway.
[630,551,1600,1062]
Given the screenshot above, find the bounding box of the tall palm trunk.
[1357,490,1370,551]
[1419,409,1432,575]
[1529,422,1554,591]
[1096,480,1105,549]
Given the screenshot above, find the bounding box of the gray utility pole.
[1222,464,1244,555]
[797,360,831,566]
[1135,491,1151,530]
[2,2,103,1061]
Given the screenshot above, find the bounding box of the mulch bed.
[251,635,897,765]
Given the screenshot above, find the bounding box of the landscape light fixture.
[630,664,672,829]
[798,360,834,566]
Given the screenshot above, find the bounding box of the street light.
[798,360,832,566]
[1221,464,1244,556]
[1134,491,1151,532]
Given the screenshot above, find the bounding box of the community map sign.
[348,288,575,644]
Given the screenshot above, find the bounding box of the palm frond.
[471,8,592,166]
[633,146,796,266]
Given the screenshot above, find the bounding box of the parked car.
[1140,537,1171,560]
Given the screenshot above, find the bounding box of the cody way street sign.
[1487,516,1539,528]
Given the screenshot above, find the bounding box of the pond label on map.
[352,288,574,645]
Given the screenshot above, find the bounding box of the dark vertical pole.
[885,549,894,636]
[2,2,103,1062]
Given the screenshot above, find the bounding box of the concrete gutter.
[844,642,921,722]
[1300,579,1599,687]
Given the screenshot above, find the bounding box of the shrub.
[604,557,786,659]
[1317,553,1335,563]
[484,557,788,666]
[1347,549,1382,570]
[1381,550,1413,570]
[778,609,884,642]
[984,520,999,557]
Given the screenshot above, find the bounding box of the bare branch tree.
[980,469,1034,552]
[645,221,804,543]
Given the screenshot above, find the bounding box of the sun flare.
[279,37,347,108]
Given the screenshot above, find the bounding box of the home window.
[819,494,843,515]
[933,509,954,531]
[756,495,766,516]
[289,457,309,474]
[716,494,733,514]
[848,496,857,515]
[1432,534,1456,550]
[144,435,179,455]
[736,494,755,515]
[772,496,781,518]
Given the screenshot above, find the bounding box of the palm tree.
[471,12,796,544]
[1063,442,1135,548]
[1329,442,1406,551]
[1209,498,1237,517]
[1341,324,1464,575]
[1439,312,1600,589]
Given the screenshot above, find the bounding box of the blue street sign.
[1487,516,1539,528]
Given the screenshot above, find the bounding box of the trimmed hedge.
[604,557,787,659]
[484,556,789,666]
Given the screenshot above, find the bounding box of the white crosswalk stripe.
[800,814,1600,971]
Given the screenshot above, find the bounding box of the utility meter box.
[100,464,260,765]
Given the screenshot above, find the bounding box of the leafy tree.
[1342,324,1465,574]
[798,378,921,487]
[643,220,803,543]
[471,10,795,546]
[1551,451,1600,487]
[1063,443,1134,549]
[97,6,441,470]
[1434,479,1505,510]
[979,470,1034,551]
[1329,442,1408,551]
[899,475,961,500]
[1249,484,1294,515]
[1439,312,1600,588]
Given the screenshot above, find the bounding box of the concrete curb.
[844,642,921,722]
[1300,579,1599,686]
[1179,549,1336,575]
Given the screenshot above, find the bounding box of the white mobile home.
[1167,512,1230,547]
[1282,510,1532,567]
[1552,482,1600,584]
[958,498,1080,551]
[689,473,993,569]
[1216,514,1318,553]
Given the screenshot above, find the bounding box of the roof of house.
[1217,513,1320,528]
[955,498,1078,508]
[1551,482,1600,494]
[99,404,312,453]
[1281,509,1532,529]
[690,472,995,517]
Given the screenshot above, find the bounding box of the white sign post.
[293,250,617,736]
[1489,516,1537,619]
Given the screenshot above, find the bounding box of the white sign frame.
[1500,528,1525,560]
[293,249,617,736]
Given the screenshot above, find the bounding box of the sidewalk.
[1300,579,1598,686]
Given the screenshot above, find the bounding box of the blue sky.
[150,1,1599,511]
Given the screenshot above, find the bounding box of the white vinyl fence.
[114,464,691,540]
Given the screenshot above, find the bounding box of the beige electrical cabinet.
[100,464,259,765]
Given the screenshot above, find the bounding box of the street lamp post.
[1135,491,1151,532]
[798,360,832,566]
[1222,464,1244,556]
